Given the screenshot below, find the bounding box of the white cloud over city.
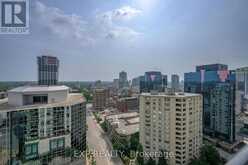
[0,0,248,81]
[33,1,142,46]
[99,6,142,22]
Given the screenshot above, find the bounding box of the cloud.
[105,27,142,40]
[33,1,95,46]
[96,6,142,40]
[32,1,142,45]
[100,6,142,22]
[134,0,160,12]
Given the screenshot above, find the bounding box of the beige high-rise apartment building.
[93,88,109,111]
[139,92,203,165]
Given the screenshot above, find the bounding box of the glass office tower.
[184,64,236,143]
[236,67,248,114]
[119,71,128,89]
[37,56,59,86]
[171,74,180,92]
[140,71,163,93]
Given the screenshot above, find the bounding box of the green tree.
[200,145,221,165]
[157,150,167,165]
[130,132,139,151]
[100,121,108,132]
[145,157,156,165]
[189,159,208,165]
[81,88,92,102]
[136,144,144,165]
[189,145,222,165]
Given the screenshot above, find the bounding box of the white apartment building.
[139,92,203,165]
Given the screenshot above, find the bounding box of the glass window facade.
[25,143,38,160]
[184,64,235,143]
[140,71,163,92]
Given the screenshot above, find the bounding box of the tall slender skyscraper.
[171,74,180,91]
[119,71,128,89]
[38,56,59,85]
[184,64,235,143]
[162,74,168,88]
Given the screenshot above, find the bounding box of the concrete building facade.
[139,92,203,165]
[117,97,139,112]
[93,88,109,111]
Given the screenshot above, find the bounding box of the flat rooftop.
[0,93,85,112]
[106,112,139,136]
[236,67,248,71]
[9,85,69,93]
[119,97,138,101]
[140,92,201,97]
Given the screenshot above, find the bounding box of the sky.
[0,0,247,81]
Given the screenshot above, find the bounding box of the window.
[58,139,64,147]
[51,140,57,150]
[25,143,38,160]
[33,95,48,104]
[50,138,65,151]
[25,145,32,155]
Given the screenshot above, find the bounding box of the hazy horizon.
[1,0,247,81]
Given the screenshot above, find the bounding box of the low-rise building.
[119,87,132,97]
[117,97,139,112]
[0,92,7,99]
[105,112,139,145]
[239,111,248,135]
[244,96,248,112]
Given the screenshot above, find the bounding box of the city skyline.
[1,1,248,165]
[0,0,248,81]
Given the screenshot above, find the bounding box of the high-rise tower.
[38,56,59,85]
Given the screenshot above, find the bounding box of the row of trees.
[111,132,168,165]
[100,120,108,132]
[145,151,168,165]
[101,122,222,165]
[92,112,102,123]
[111,132,142,164]
[144,145,222,165]
[81,88,93,102]
[189,145,223,165]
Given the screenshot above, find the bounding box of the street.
[87,107,123,165]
